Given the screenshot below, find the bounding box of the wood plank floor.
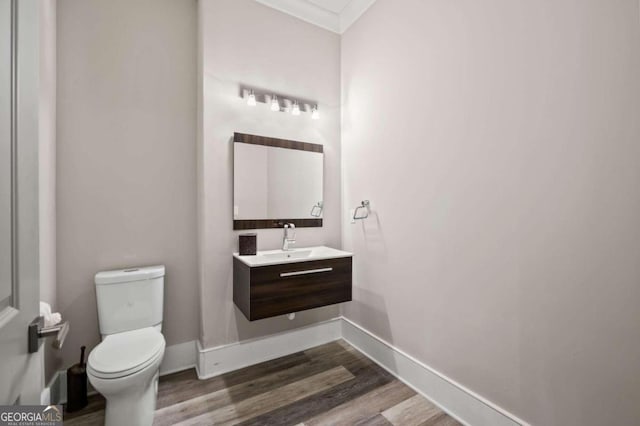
[63,340,460,426]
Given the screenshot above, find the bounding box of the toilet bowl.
[87,327,166,426]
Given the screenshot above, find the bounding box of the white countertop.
[233,245,352,267]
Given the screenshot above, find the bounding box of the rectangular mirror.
[233,133,323,230]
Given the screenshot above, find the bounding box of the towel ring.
[310,202,323,218]
[353,200,370,220]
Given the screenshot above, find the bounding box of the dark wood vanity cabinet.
[233,256,352,321]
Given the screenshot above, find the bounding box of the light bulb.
[270,95,280,111]
[247,90,256,106]
[291,100,301,116]
[311,105,320,120]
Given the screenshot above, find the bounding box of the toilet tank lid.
[95,265,165,285]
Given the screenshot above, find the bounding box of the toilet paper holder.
[28,316,70,353]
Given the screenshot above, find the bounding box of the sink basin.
[234,246,352,267]
[262,250,313,261]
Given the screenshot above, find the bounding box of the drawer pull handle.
[280,267,333,277]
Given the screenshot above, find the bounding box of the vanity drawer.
[233,257,352,321]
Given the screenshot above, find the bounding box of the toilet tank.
[94,265,165,336]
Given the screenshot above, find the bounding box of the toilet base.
[103,371,159,426]
[87,328,165,426]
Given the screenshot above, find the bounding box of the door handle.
[28,316,70,353]
[280,267,333,277]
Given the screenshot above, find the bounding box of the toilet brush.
[66,345,88,412]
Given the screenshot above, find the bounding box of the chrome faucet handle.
[282,223,296,250]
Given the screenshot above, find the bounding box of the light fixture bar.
[240,86,320,119]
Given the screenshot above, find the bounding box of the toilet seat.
[88,327,165,380]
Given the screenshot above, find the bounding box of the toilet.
[87,265,166,426]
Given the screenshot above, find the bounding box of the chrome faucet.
[282,223,296,251]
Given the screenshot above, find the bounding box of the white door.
[0,0,44,405]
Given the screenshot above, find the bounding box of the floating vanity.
[232,134,350,320]
[233,246,352,321]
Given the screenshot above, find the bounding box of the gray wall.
[341,0,640,425]
[37,0,57,384]
[198,0,342,348]
[56,0,199,367]
[38,0,55,311]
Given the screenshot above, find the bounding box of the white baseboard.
[196,318,342,379]
[46,369,66,405]
[40,385,51,406]
[160,340,197,375]
[45,369,64,405]
[340,318,529,426]
[49,340,197,404]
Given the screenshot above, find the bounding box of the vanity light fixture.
[240,86,319,119]
[247,90,257,106]
[270,95,280,112]
[291,100,301,116]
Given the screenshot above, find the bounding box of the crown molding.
[254,0,376,34]
[338,0,376,33]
